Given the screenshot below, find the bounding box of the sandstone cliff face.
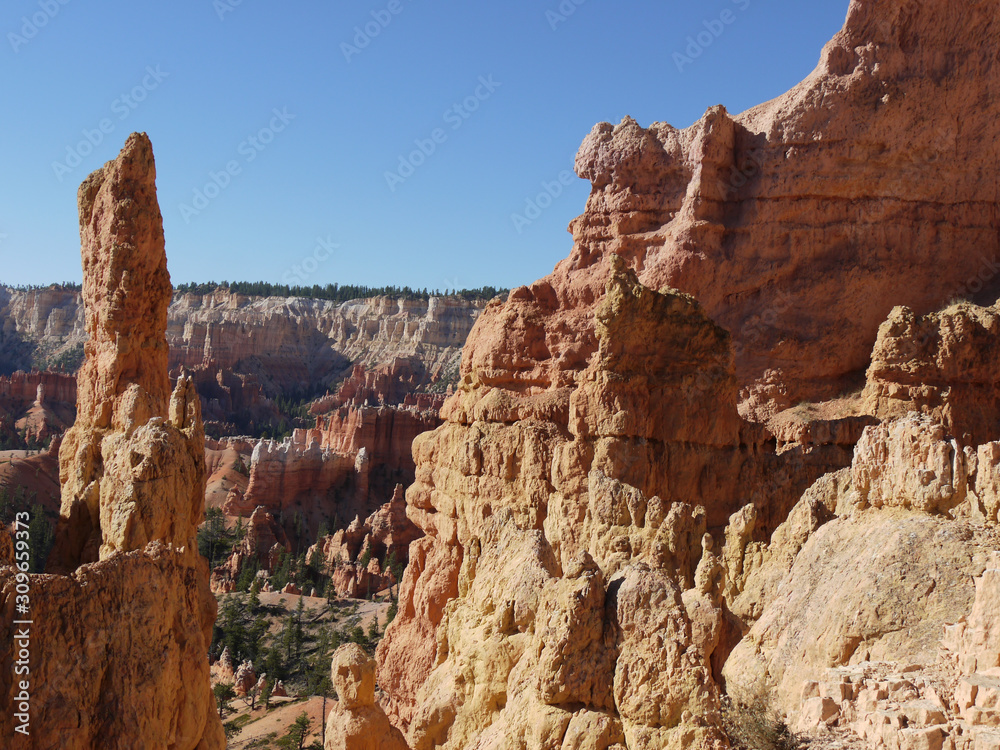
[378,260,824,748]
[309,484,422,598]
[367,1,1000,748]
[0,133,223,749]
[0,285,482,410]
[238,400,440,537]
[722,420,1000,749]
[211,505,289,593]
[0,288,86,373]
[0,371,77,406]
[461,1,1000,419]
[0,371,77,444]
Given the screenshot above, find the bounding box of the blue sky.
[0,0,847,291]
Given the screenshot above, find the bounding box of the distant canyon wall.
[0,286,484,403]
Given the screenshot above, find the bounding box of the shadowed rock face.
[1,133,224,749]
[371,1,1000,748]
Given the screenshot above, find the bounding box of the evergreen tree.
[260,677,274,710]
[277,711,312,749]
[213,683,236,718]
[26,505,54,573]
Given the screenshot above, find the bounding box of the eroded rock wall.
[377,261,822,749]
[372,1,1000,748]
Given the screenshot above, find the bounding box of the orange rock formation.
[0,133,224,748]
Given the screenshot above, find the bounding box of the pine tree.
[27,505,54,573]
[213,683,236,718]
[277,711,312,749]
[260,677,273,710]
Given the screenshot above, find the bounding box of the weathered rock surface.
[377,260,824,748]
[0,133,223,749]
[460,0,1000,418]
[0,287,86,373]
[1,285,483,424]
[724,505,996,714]
[723,413,1000,750]
[237,401,439,544]
[773,551,1000,750]
[211,505,288,593]
[365,2,1000,749]
[863,301,1000,447]
[0,440,62,515]
[314,359,450,414]
[0,370,77,407]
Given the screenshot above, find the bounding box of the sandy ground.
[0,448,61,513]
[225,694,328,748]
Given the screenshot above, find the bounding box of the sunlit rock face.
[0,133,224,750]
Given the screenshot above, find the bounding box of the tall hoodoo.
[51,132,204,570]
[1,133,224,749]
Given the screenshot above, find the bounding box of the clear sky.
[0,0,847,291]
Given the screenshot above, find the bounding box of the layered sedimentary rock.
[169,291,481,395]
[0,371,77,444]
[313,360,450,413]
[1,283,482,434]
[0,133,223,748]
[721,400,1000,749]
[0,439,62,514]
[460,0,1000,419]
[0,287,86,373]
[0,371,77,405]
[369,1,1000,748]
[240,401,440,537]
[745,548,1000,750]
[211,505,289,593]
[378,260,822,748]
[212,393,439,591]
